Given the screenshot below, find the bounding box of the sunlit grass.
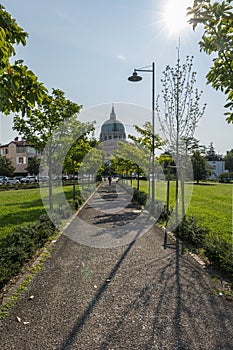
[127,179,232,241]
[0,186,76,239]
[0,188,45,239]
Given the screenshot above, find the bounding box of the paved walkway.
[0,181,232,349]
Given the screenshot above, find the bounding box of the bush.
[0,182,39,191]
[95,174,102,182]
[175,216,208,249]
[132,188,147,205]
[218,172,233,183]
[68,197,84,210]
[175,216,233,278]
[0,214,58,289]
[205,233,233,276]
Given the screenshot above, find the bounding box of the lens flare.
[163,0,191,35]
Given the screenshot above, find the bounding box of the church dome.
[100,105,126,142]
[101,119,125,134]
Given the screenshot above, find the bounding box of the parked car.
[14,175,24,181]
[6,177,20,185]
[38,176,49,182]
[62,175,70,181]
[0,176,8,185]
[20,176,38,183]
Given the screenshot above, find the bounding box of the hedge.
[175,216,233,278]
[0,214,60,289]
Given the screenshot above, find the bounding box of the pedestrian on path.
[108,176,112,185]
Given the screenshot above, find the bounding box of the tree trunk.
[166,163,170,214]
[48,140,53,213]
[137,166,140,190]
[148,166,151,199]
[72,158,76,201]
[181,168,185,219]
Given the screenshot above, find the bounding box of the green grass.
[0,185,79,239]
[0,188,46,239]
[1,180,232,256]
[125,179,232,275]
[186,183,232,242]
[126,179,232,240]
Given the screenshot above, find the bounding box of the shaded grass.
[0,186,76,239]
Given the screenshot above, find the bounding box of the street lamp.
[128,62,155,203]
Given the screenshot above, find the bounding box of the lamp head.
[128,71,142,82]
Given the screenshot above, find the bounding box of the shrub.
[175,216,208,249]
[218,172,233,183]
[95,174,102,182]
[0,214,58,289]
[175,216,233,278]
[132,188,147,205]
[205,233,233,276]
[68,197,84,210]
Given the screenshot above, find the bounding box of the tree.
[182,137,206,156]
[206,142,219,160]
[128,122,164,197]
[187,0,233,123]
[63,135,94,175]
[157,54,206,223]
[112,141,148,190]
[13,89,84,212]
[225,149,233,171]
[64,134,101,200]
[0,5,46,115]
[0,155,15,176]
[191,150,212,184]
[128,122,163,152]
[26,157,40,176]
[79,146,105,179]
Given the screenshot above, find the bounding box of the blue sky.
[0,0,232,154]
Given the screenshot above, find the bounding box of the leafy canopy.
[191,150,212,183]
[224,148,233,171]
[13,89,82,152]
[26,157,40,176]
[128,122,164,153]
[187,0,233,123]
[0,155,15,176]
[0,5,46,114]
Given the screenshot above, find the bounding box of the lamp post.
[128,62,155,203]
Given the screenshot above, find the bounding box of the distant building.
[207,160,227,179]
[206,152,228,179]
[205,142,228,179]
[100,105,126,158]
[0,137,38,175]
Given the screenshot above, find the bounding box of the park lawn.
[0,186,75,239]
[186,183,232,243]
[128,179,232,241]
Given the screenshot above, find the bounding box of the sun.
[162,0,192,35]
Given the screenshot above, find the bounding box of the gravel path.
[0,181,232,350]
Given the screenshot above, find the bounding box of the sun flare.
[163,0,192,35]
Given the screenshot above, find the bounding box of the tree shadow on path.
[59,228,143,350]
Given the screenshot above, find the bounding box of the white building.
[207,160,228,179]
